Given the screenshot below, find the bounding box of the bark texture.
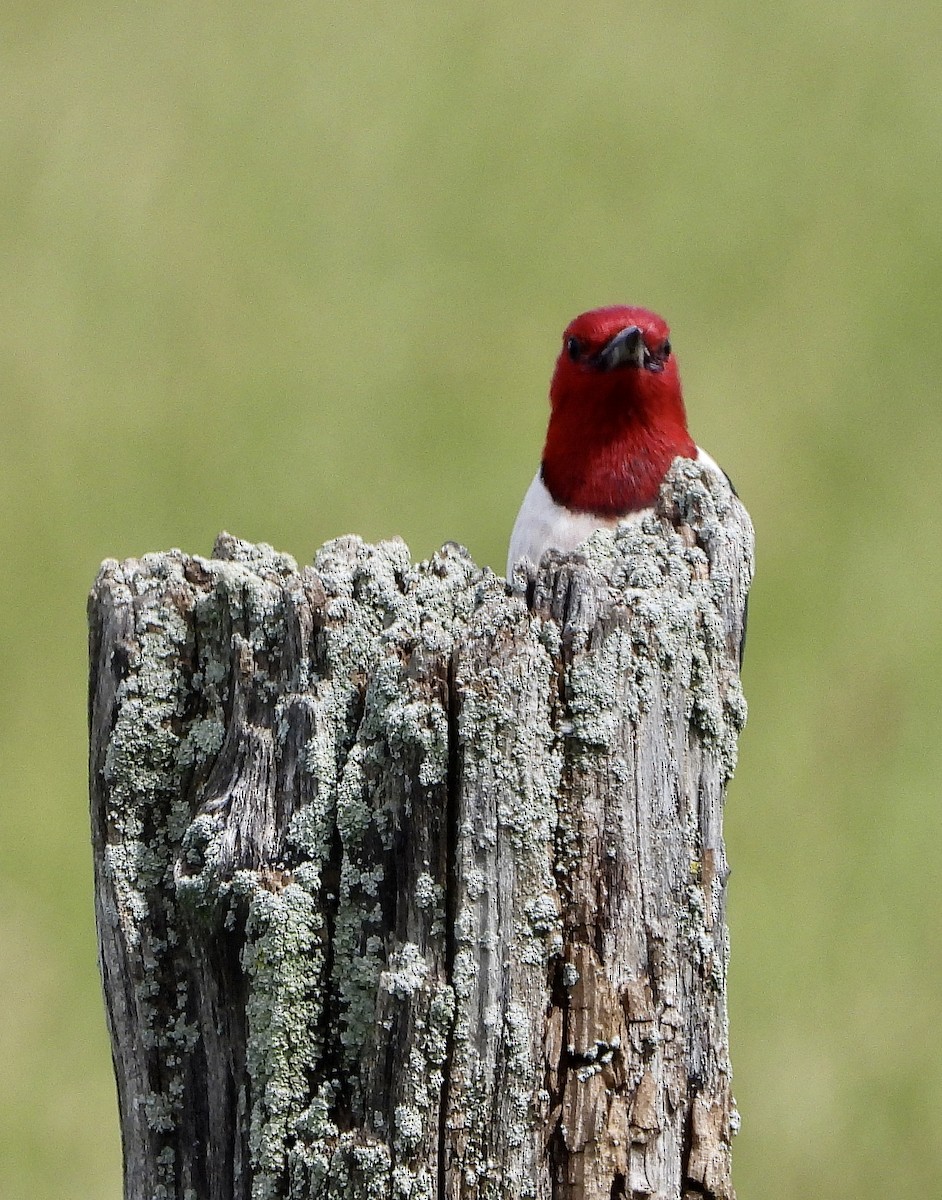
[89,458,753,1200]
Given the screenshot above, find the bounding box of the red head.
[541,305,696,516]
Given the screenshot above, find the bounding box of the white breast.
[506,447,722,577]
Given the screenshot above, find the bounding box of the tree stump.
[89,458,753,1200]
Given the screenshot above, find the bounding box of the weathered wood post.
[89,459,752,1200]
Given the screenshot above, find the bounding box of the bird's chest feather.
[506,447,722,577]
[506,472,648,576]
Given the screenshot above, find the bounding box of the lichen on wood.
[89,458,753,1200]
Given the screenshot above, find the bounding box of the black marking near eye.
[566,336,583,361]
[662,339,671,357]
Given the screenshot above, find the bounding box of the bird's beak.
[592,325,647,371]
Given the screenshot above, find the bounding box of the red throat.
[540,310,695,516]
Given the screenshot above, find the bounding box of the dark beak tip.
[615,326,644,353]
[594,324,646,371]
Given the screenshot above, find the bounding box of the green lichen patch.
[242,880,325,1199]
[91,554,202,1192]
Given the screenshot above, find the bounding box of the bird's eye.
[566,336,583,361]
[662,339,671,357]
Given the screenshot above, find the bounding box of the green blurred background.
[3,2,941,1195]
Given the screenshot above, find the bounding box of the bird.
[507,305,728,578]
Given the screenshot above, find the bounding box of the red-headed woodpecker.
[507,305,729,577]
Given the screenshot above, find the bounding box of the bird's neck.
[541,383,695,517]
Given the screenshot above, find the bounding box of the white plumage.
[507,447,723,577]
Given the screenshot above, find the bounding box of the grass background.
[3,2,941,1195]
